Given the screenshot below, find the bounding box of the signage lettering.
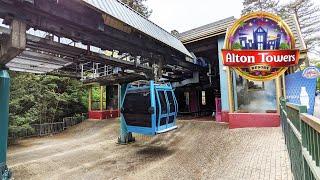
[223,50,299,67]
[222,12,299,81]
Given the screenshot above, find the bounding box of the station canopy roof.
[81,0,192,57]
[1,0,193,75]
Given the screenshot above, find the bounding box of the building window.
[201,91,206,105]
[257,35,263,42]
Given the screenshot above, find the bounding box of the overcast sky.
[145,0,320,33]
[146,0,243,33]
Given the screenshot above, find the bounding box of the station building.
[87,14,306,129]
[73,0,307,129]
[175,15,307,128]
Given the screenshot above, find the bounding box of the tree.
[232,42,243,49]
[280,0,320,59]
[242,0,320,66]
[279,42,290,50]
[120,0,152,18]
[242,0,279,15]
[9,72,87,137]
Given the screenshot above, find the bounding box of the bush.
[279,43,290,50]
[9,72,87,137]
[232,42,242,49]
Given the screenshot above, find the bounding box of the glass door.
[156,90,169,131]
[166,91,176,128]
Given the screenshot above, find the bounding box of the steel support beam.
[118,83,135,144]
[100,85,104,112]
[88,86,92,112]
[0,66,11,180]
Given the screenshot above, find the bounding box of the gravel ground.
[7,118,292,180]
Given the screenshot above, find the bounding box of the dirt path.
[7,118,292,180]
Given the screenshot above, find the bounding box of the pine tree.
[280,0,320,59]
[242,0,320,65]
[120,0,152,18]
[242,0,279,15]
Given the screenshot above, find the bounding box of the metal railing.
[280,98,320,180]
[8,113,88,141]
[80,62,120,81]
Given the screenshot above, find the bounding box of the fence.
[9,113,88,141]
[280,98,320,180]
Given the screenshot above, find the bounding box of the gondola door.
[156,90,169,132]
[166,90,177,129]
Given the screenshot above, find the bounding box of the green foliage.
[279,0,320,56]
[120,0,152,18]
[232,42,243,49]
[242,0,320,57]
[279,43,290,50]
[9,72,87,136]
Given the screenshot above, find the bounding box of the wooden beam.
[0,19,26,64]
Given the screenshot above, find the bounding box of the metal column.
[227,67,234,113]
[88,86,92,111]
[100,85,104,111]
[0,66,11,179]
[118,83,135,144]
[276,76,283,113]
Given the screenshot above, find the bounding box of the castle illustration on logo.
[223,12,298,81]
[231,17,291,51]
[239,26,281,50]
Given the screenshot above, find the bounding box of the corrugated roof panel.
[81,0,192,57]
[178,15,306,51]
[6,50,73,74]
[178,17,236,43]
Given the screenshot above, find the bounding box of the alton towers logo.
[222,11,300,81]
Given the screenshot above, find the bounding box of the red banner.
[222,49,300,67]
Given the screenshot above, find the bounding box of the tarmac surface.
[7,118,292,180]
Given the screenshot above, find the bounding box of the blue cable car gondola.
[121,81,178,136]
